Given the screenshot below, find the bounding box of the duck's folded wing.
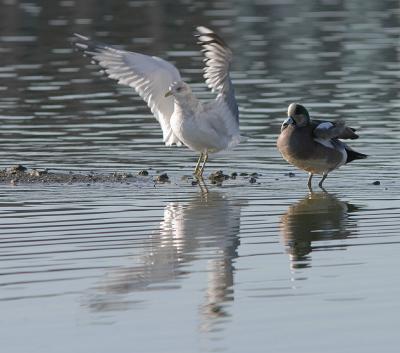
[313,121,359,140]
[196,26,239,121]
[73,34,182,146]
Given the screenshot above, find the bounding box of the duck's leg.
[318,173,328,188]
[194,152,204,176]
[307,173,313,189]
[198,152,209,177]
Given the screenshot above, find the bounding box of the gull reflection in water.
[86,191,243,328]
[280,192,359,269]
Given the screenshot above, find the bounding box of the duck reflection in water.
[280,192,359,269]
[86,192,243,327]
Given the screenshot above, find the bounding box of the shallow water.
[1,0,400,352]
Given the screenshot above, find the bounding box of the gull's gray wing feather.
[73,33,182,146]
[196,27,239,121]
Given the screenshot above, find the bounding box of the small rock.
[239,172,248,176]
[285,172,296,177]
[138,170,149,176]
[249,177,257,184]
[230,172,238,179]
[119,173,132,179]
[191,180,198,186]
[250,172,260,177]
[181,175,193,181]
[209,170,229,184]
[10,179,17,186]
[155,173,169,183]
[372,180,380,185]
[7,165,27,174]
[29,169,48,177]
[30,169,40,177]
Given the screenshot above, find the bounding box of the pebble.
[209,170,229,184]
[372,180,380,185]
[155,173,169,183]
[29,169,48,177]
[7,165,27,174]
[138,170,149,176]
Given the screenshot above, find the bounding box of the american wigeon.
[277,103,367,188]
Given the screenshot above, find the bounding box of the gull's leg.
[318,173,328,189]
[307,173,313,190]
[194,153,204,176]
[199,152,208,177]
[197,176,209,194]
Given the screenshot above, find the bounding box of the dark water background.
[0,0,399,352]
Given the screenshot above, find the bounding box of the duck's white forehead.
[287,103,298,116]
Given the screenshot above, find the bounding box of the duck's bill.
[164,90,172,97]
[282,116,295,127]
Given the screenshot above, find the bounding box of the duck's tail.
[345,148,368,163]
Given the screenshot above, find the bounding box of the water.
[1,0,400,352]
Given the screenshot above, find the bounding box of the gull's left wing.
[196,26,239,121]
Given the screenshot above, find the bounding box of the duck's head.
[165,81,191,99]
[282,103,310,129]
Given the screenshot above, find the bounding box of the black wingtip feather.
[346,149,368,163]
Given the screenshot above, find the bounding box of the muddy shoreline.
[0,165,147,185]
[0,165,262,186]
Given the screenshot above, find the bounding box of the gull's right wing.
[73,34,182,146]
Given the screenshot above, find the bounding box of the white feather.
[74,36,182,146]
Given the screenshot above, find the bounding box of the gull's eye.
[176,87,182,92]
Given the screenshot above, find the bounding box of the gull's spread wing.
[73,34,182,146]
[196,27,239,121]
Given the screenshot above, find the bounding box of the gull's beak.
[164,90,172,98]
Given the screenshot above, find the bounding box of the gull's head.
[165,81,191,99]
[283,103,310,128]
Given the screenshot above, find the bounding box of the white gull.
[73,26,240,177]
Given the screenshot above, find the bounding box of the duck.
[277,103,367,189]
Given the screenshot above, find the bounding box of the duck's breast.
[277,126,346,174]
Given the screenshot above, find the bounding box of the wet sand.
[1,164,141,185]
[0,165,262,186]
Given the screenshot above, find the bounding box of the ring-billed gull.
[277,103,367,189]
[73,27,240,177]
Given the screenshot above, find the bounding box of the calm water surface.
[1,0,399,352]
